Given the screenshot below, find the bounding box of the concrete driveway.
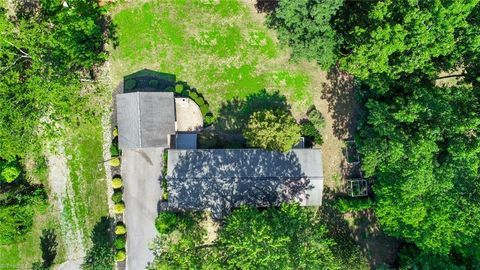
[121,148,164,269]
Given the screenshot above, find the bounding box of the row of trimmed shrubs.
[173,83,214,125]
[111,127,126,262]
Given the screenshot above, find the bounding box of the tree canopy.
[266,0,343,69]
[244,109,301,152]
[150,205,344,270]
[0,0,113,160]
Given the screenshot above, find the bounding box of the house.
[117,90,325,216]
[116,75,325,269]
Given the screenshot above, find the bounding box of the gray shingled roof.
[117,92,175,149]
[166,149,324,217]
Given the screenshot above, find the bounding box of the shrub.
[165,86,174,92]
[115,250,126,262]
[115,224,126,235]
[110,158,120,167]
[112,127,118,137]
[110,144,119,157]
[334,198,373,213]
[148,79,158,88]
[175,84,183,94]
[199,104,209,116]
[194,97,205,106]
[112,178,123,189]
[124,79,136,90]
[204,114,215,125]
[307,108,325,130]
[0,160,21,183]
[114,202,125,214]
[155,211,178,234]
[114,237,126,249]
[189,91,199,100]
[301,120,323,145]
[111,191,122,203]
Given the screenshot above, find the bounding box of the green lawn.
[64,118,110,246]
[111,0,322,114]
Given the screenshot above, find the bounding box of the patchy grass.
[64,119,110,246]
[0,161,67,269]
[110,0,320,113]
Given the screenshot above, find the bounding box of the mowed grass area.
[64,118,110,246]
[111,0,323,114]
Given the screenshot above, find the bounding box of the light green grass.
[64,118,110,246]
[111,0,318,113]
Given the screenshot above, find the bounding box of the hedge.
[114,202,125,214]
[335,197,373,213]
[112,191,123,203]
[116,250,126,262]
[115,224,126,235]
[148,80,158,88]
[112,178,123,189]
[301,120,323,145]
[114,237,126,249]
[110,144,119,157]
[175,84,183,94]
[124,79,136,90]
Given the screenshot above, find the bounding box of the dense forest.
[268,0,480,268]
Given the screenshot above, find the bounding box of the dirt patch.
[47,145,85,269]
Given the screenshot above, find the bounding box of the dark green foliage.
[399,246,469,270]
[124,79,136,90]
[150,205,343,269]
[306,107,325,130]
[0,183,47,244]
[266,0,343,69]
[82,217,115,270]
[161,151,168,201]
[155,211,178,234]
[111,191,122,204]
[358,82,480,255]
[334,197,372,213]
[109,144,119,157]
[35,229,58,269]
[148,79,158,88]
[337,0,479,90]
[300,120,323,145]
[114,237,126,249]
[165,86,174,92]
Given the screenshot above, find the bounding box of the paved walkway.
[122,148,164,270]
[175,97,203,131]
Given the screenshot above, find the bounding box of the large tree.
[337,0,479,91]
[149,205,345,270]
[244,109,301,152]
[357,82,480,255]
[0,0,113,160]
[266,0,343,69]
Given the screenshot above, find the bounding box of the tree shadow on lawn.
[201,89,290,148]
[32,229,58,269]
[321,66,362,139]
[215,89,289,134]
[319,188,401,269]
[82,216,115,269]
